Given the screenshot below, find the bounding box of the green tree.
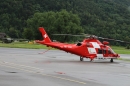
[0,0,130,46]
[26,10,84,42]
[23,28,33,40]
[8,27,17,38]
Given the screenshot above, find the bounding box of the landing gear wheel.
[110,58,113,62]
[90,59,93,62]
[80,57,84,61]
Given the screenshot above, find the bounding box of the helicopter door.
[97,48,104,59]
[102,48,108,57]
[97,48,109,58]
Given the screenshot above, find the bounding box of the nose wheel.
[80,57,84,61]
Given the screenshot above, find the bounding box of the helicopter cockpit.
[98,47,115,54]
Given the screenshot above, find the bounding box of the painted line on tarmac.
[44,74,86,84]
[0,61,44,72]
[0,61,86,85]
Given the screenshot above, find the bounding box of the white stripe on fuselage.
[88,42,100,54]
[90,42,100,48]
[88,48,97,54]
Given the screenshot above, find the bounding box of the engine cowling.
[103,41,109,45]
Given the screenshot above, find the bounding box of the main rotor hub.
[88,35,97,39]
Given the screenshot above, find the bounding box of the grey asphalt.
[0,47,130,86]
[120,54,130,60]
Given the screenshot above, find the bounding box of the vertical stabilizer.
[39,27,52,43]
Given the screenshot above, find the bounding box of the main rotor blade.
[53,33,130,44]
[52,34,90,37]
[98,36,130,44]
[52,34,72,35]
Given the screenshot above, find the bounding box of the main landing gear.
[110,58,114,62]
[80,57,84,61]
[80,57,93,62]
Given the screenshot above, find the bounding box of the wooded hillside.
[0,0,130,46]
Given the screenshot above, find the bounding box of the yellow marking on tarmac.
[0,61,86,85]
[44,74,86,84]
[0,64,36,74]
[1,61,44,71]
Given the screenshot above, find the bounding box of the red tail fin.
[38,27,52,43]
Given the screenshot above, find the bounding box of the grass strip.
[0,42,130,54]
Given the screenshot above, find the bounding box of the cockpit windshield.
[108,48,115,54]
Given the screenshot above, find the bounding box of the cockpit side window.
[98,49,103,54]
[98,48,107,54]
[103,50,107,54]
[98,48,115,54]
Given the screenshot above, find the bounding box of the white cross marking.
[44,34,47,38]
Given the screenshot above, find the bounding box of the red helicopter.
[35,27,120,62]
